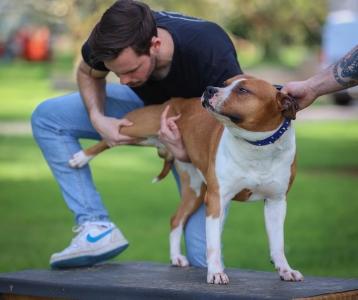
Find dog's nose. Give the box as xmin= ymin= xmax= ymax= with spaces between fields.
xmin=205 ymin=86 xmax=218 ymax=97
xmin=202 ymin=86 xmax=218 ymax=108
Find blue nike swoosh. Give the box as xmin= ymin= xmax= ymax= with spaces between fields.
xmin=86 ymin=228 xmax=114 ymax=243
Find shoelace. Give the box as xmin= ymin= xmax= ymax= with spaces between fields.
xmin=72 ymin=224 xmax=85 ymax=234
xmin=70 ymin=222 xmax=112 ymax=246
xmin=68 ymin=225 xmax=87 ymax=248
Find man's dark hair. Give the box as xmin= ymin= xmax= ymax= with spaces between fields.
xmin=89 ymin=0 xmax=157 ymax=64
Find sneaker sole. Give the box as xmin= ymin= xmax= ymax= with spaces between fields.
xmin=50 ymin=243 xmax=129 ymax=269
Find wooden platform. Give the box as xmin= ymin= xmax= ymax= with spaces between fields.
xmin=0 ymin=262 xmax=357 ymax=300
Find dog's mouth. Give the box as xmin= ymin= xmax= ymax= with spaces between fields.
xmin=201 ymin=95 xmax=215 ymax=111
xmin=201 ymin=94 xmax=241 ymax=124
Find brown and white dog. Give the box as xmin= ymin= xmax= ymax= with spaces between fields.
xmin=69 ymin=74 xmax=303 ymax=284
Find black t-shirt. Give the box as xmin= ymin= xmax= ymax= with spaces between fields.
xmin=81 ymin=11 xmax=242 ymax=105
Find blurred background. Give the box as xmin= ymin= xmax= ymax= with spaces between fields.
xmin=0 ymin=0 xmax=357 ymax=277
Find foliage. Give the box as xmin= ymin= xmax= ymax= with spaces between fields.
xmin=146 ymin=0 xmax=327 ymax=62
xmin=4 ymin=0 xmax=328 ymax=66
xmin=226 ymin=0 xmax=327 ymax=60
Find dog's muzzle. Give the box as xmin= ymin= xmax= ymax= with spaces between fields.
xmin=201 ymin=86 xmax=219 ymax=109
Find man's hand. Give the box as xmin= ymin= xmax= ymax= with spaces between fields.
xmin=281 ymin=80 xmax=318 ymax=110
xmin=158 ymin=105 xmax=190 ymax=162
xmin=91 ymin=114 xmax=136 ymax=147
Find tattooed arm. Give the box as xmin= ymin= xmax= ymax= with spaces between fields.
xmin=282 ymin=45 xmax=358 ymax=110
xmin=333 ymin=45 xmax=358 ymax=88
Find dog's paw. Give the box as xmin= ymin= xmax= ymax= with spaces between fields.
xmin=171 ymin=254 xmax=189 ymax=267
xmin=207 ymin=272 xmax=230 ymax=285
xmin=69 ymin=151 xmax=92 ymax=168
xmin=279 ymin=268 xmax=304 ymax=282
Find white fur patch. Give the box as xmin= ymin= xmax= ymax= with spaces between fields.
xmin=206 ymin=216 xmax=224 ymax=274
xmin=68 ymin=150 xmax=94 ymax=168
xmin=215 ymin=126 xmax=295 ymax=202
xmin=169 ymin=222 xmax=189 ymax=267
xmin=175 ymin=161 xmax=204 ymax=197
xmin=138 ymin=136 xmax=162 ymax=147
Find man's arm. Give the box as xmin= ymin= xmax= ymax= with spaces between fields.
xmin=77 ymin=60 xmax=135 ymax=147
xmin=77 ymin=60 xmax=107 ymax=119
xmin=333 ymin=45 xmax=358 ymax=89
xmin=282 ymin=45 xmax=358 ymax=110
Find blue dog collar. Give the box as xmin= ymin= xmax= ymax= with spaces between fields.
xmin=245 ymin=118 xmax=291 ymax=146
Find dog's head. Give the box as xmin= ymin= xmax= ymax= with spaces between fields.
xmin=201 ymin=74 xmax=298 ymax=132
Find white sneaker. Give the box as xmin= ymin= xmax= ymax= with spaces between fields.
xmin=50 ymin=221 xmax=129 ymax=269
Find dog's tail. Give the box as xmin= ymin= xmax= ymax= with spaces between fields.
xmin=152 ymin=147 xmax=174 ymax=183
xmin=152 ymin=159 xmax=174 ymax=183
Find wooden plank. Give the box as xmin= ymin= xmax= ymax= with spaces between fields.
xmin=0 ymin=262 xmax=357 ymax=300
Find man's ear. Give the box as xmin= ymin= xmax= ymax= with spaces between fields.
xmin=150 ymin=36 xmax=161 ymax=54
xmin=277 ymin=92 xmax=299 ymax=120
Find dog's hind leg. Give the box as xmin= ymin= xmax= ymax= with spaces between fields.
xmin=69 ymin=140 xmax=109 ymax=168
xmin=170 ymin=161 xmax=205 ymax=267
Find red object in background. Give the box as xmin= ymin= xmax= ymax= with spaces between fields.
xmin=0 ymin=42 xmax=5 ymax=56
xmin=24 ymin=27 xmax=51 ymax=61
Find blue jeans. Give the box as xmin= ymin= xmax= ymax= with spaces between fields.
xmin=31 ymin=83 xmax=209 ymax=267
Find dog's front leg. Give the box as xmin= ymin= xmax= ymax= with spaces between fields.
xmin=205 ymin=188 xmax=230 ymax=284
xmin=264 ymin=198 xmax=303 ymax=281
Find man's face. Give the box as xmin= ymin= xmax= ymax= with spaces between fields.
xmin=104 ymin=47 xmax=156 ymax=87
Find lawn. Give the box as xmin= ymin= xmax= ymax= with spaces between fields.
xmin=0 ymin=61 xmax=357 ymax=278
xmin=0 ymin=60 xmax=71 ymax=121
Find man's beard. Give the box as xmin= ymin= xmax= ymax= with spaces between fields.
xmin=150 ymin=56 xmax=171 ymax=81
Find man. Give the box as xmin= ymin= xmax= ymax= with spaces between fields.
xmin=31 ymin=0 xmax=242 ymax=269
xmin=282 ymin=45 xmax=358 ymax=109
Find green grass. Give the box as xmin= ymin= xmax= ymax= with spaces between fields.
xmin=0 ymin=121 xmax=357 ymax=277
xmin=0 ymin=60 xmax=71 ymax=121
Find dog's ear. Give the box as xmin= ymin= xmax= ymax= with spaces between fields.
xmin=277 ymin=92 xmax=299 ymax=120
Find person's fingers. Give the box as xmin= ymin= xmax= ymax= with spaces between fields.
xmin=168 ymin=114 xmax=181 ymax=122
xmin=161 ymin=105 xmax=171 ymax=124
xmin=158 ymin=106 xmax=183 ymax=143
xmin=168 ymin=122 xmax=179 ymax=134
xmin=281 ymin=87 xmax=288 ymax=94
xmin=118 ymin=118 xmax=133 ymax=128
xmin=118 ymin=134 xmax=136 ymax=142
xmin=158 ymin=125 xmax=176 ymax=141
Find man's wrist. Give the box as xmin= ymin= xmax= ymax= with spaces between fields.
xmin=90 ymin=110 xmax=103 ymax=122
xmin=305 ymin=77 xmax=320 ymax=100
xmin=89 ymin=111 xmax=105 ymax=130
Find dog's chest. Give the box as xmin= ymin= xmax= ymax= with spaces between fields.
xmin=215 ymin=128 xmax=295 ymax=201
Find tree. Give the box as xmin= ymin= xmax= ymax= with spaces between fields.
xmin=225 ymin=0 xmax=327 ymax=60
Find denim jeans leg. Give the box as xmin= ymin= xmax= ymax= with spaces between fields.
xmin=31 ymin=83 xmax=144 ymax=225
xmin=184 ymin=201 xmax=231 ymax=268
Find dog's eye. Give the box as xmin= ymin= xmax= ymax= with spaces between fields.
xmin=238 ymin=87 xmax=249 ymax=93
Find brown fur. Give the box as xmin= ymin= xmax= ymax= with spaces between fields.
xmin=233 ymin=188 xmax=253 ymax=202
xmin=170 ymin=171 xmax=205 ymax=230
xmin=287 ymin=155 xmax=297 ymax=195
